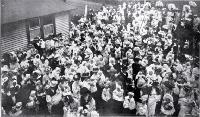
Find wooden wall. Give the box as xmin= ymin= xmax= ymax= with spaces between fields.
xmin=1 ymin=21 xmax=28 ymax=54
xmin=1 ymin=11 xmax=71 ymax=55
xmin=55 ymin=11 xmax=70 ymax=38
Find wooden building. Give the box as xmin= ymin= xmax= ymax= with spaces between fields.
xmin=1 ymin=0 xmax=76 ymax=54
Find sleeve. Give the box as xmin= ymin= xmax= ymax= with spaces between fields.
xmin=129 ymin=98 xmax=136 ymax=110
xmin=101 ymin=89 xmax=106 ymax=101
xmin=46 ymin=95 xmax=52 ymax=103
xmin=87 ymin=98 xmax=96 ymax=111
xmin=123 ymin=97 xmax=129 ymax=109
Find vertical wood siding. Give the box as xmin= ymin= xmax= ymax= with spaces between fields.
xmin=55 ymin=12 xmax=70 ymax=38
xmin=1 ymin=21 xmax=28 ymax=54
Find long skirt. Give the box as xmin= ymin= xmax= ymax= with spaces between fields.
xmin=111 ymin=99 xmax=123 ymax=115
xmin=123 ymin=108 xmax=136 ymax=116
xmin=100 ymin=99 xmax=112 ymax=116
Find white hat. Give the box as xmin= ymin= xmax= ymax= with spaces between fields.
xmin=30 ymin=90 xmax=36 ymax=96
xmin=155 ymin=1 xmax=163 ymax=7
xmin=80 ymin=81 xmax=90 ymax=90
xmin=162 ymin=25 xmax=168 ymax=30
xmin=163 ymin=93 xmax=173 ymax=102
xmin=140 ymin=95 xmax=148 ymax=101
xmin=156 ymin=42 xmax=162 ymax=46
xmin=1 ymin=65 xmax=9 ymax=72
xmin=168 ymin=4 xmax=176 ymax=10
xmin=124 ymin=40 xmax=130 ymax=45
xmin=2 ymin=77 xmax=8 ymax=84
xmin=189 ymin=1 xmax=197 ymax=7
xmin=128 ymin=92 xmax=134 ymax=96
xmin=183 ymin=5 xmax=191 ymax=12
xmin=51 ymin=80 xmax=58 ymax=87
xmin=12 ymin=76 xmax=17 ymax=80
xmin=133 ymin=47 xmax=140 ymax=51
xmin=16 ymin=102 xmax=22 ymax=107
xmin=62 ymin=91 xmax=72 ymax=96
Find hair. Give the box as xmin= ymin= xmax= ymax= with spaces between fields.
xmin=80 ymin=87 xmax=91 ymax=96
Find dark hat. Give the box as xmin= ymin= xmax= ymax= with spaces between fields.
xmin=134 ymin=57 xmax=140 ymax=62
xmin=81 ymin=72 xmax=90 ymax=78
xmin=107 ymin=66 xmax=117 ymax=73
xmin=152 ymin=81 xmax=159 ymax=87
xmin=163 ymin=81 xmax=175 ymax=89
xmin=93 ymin=67 xmax=99 ymax=73
xmin=183 ymin=84 xmax=192 ymax=92
xmin=73 ymin=74 xmax=80 ymax=81
xmin=80 ymin=87 xmax=90 ymax=95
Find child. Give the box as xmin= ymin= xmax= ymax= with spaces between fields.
xmin=123 ymin=92 xmax=136 ymax=115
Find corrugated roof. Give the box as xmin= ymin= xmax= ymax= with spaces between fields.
xmin=1 ymin=0 xmax=76 ymax=24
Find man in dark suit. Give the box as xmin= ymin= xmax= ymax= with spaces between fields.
xmin=132 ymin=57 xmax=142 ymax=103
xmin=132 ymin=57 xmax=141 ymax=84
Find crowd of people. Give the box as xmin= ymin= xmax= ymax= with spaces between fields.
xmin=1 ymin=1 xmax=200 ymax=117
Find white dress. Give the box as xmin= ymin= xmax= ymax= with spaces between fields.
xmin=136 ymin=102 xmax=147 ymax=116
xmin=123 ymin=96 xmax=136 ymax=110
xmin=148 ymin=95 xmax=161 ymax=116
xmin=63 ymin=107 xmax=75 ymax=117
xmin=102 ymin=88 xmax=111 ymax=102
xmin=178 ymin=98 xmax=193 ymax=117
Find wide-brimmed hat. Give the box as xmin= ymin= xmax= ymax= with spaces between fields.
xmin=62 ymin=91 xmax=72 ymax=96
xmin=189 ymin=1 xmax=197 ymax=7
xmin=183 ymin=84 xmax=192 ymax=92
xmin=2 ymin=77 xmax=8 ymax=84
xmin=107 ymin=66 xmax=117 ymax=73
xmin=1 ymin=65 xmax=9 ymax=72
xmin=128 ymin=92 xmax=134 ymax=96
xmin=16 ymin=102 xmax=22 ymax=108
xmin=133 ymin=47 xmax=140 ymax=51
xmin=30 ymin=90 xmax=36 ymax=96
xmin=81 ymin=72 xmax=90 ymax=78
xmin=163 ymin=93 xmax=173 ymax=102
xmin=80 ymin=87 xmax=91 ymax=95
xmin=140 ymin=95 xmax=148 ymax=101
xmin=92 ymin=66 xmax=99 ymax=73
xmin=50 ymin=80 xmax=58 ymax=87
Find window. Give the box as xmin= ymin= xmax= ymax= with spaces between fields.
xmin=43 ymin=15 xmax=54 ymax=38
xmin=29 ymin=18 xmax=40 ymax=28
xmin=29 ymin=17 xmax=41 ymax=41
xmin=27 ymin=15 xmax=56 ymax=43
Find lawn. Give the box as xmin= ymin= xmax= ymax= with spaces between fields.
xmin=69 ymin=0 xmax=103 ymax=16
xmin=69 ymin=0 xmax=200 ymax=16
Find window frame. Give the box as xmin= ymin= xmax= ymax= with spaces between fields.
xmin=26 ymin=15 xmax=56 ymax=44
xmin=28 ymin=17 xmax=41 ymax=42
xmin=43 ymin=15 xmax=55 ymax=38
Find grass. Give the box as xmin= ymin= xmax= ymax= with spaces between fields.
xmin=69 ymin=0 xmax=103 ymax=16
xmin=69 ymin=0 xmax=200 ymax=16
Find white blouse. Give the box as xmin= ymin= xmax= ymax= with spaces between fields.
xmin=102 ymin=88 xmax=111 ymax=102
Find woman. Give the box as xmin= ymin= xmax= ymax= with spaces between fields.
xmin=72 ymin=74 xmax=81 ymax=100
xmin=25 ymin=90 xmax=39 ymax=115
xmin=63 ymin=95 xmax=79 ymax=117
xmin=136 ymin=95 xmax=148 ymax=116
xmin=123 ymin=92 xmax=136 ymax=115
xmin=50 ymin=87 xmax=64 ymax=116
xmin=112 ymin=79 xmax=124 ymax=115
xmin=9 ymin=102 xmax=23 ymax=116
xmin=178 ymin=85 xmax=194 ymax=117
xmin=101 ymin=81 xmax=112 ymax=114
xmin=79 ymin=87 xmax=97 ymax=117
xmin=147 ymin=82 xmax=161 ymax=116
